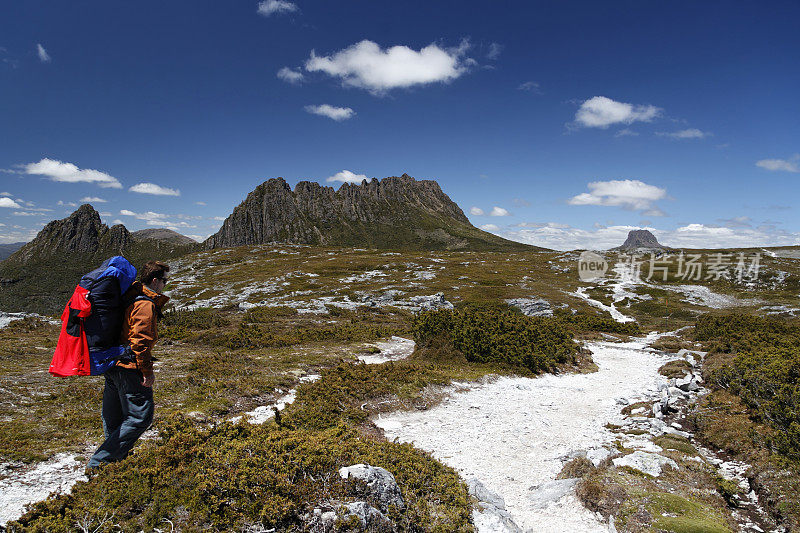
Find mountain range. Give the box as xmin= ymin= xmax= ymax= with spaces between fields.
xmin=0 ymin=175 xmax=538 ymax=314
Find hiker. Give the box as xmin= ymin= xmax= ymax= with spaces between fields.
xmin=87 ymin=260 xmax=170 ymax=469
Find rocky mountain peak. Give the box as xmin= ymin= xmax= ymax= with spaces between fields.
xmin=9 ymin=204 xmax=128 ymax=263
xmin=615 ymin=229 xmax=669 ymax=252
xmin=204 ymin=174 xmax=496 ymax=250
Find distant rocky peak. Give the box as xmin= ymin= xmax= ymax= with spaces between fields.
xmin=8 ymin=204 xmax=130 ymax=262
xmin=615 ymin=229 xmax=669 ymax=251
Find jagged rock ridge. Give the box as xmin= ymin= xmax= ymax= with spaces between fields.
xmin=8 ymin=204 xmax=132 ymax=264
xmin=206 ymin=174 xmax=533 ymax=252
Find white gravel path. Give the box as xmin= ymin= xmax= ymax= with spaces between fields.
xmin=374 ymin=333 xmax=671 ymax=532
xmin=0 ymin=453 xmax=87 ymax=526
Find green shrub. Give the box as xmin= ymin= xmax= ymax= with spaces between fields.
xmin=695 ymin=313 xmax=800 ymax=460
xmin=160 ymin=307 xmax=230 ymax=340
xmin=10 ymin=419 xmax=472 ymax=532
xmin=412 ymin=306 xmax=579 ymax=374
xmin=553 ymin=309 xmax=641 ymax=336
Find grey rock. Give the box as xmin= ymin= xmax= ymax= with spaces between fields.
xmin=612 ymin=451 xmax=678 ymax=477
xmin=675 ymin=375 xmax=693 ymax=392
xmin=474 ymin=504 xmax=523 ymax=532
xmin=467 ymin=477 xmax=506 ymax=510
xmin=339 ymin=464 xmax=405 ymax=512
xmin=612 ymin=229 xmax=672 ymax=253
xmin=406 ymin=292 xmax=454 ymax=311
xmin=587 ymin=448 xmax=612 ymax=467
xmin=303 ymin=501 xmax=395 ymax=532
xmin=505 ymin=297 xmax=553 ymax=317
xmin=527 ymin=478 xmax=579 ymax=509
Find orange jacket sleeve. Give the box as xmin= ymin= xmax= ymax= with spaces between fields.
xmin=128 ymin=299 xmax=157 ymax=377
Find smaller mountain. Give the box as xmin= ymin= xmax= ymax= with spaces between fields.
xmin=0 ymin=205 xmax=196 ymax=315
xmin=614 ymin=229 xmax=671 ymax=252
xmin=132 ymin=228 xmax=197 ymax=246
xmin=0 ymin=242 xmax=26 ymax=262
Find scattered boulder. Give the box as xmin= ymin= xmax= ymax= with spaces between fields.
xmin=338 ymin=464 xmax=405 ymax=513
xmin=527 ymin=478 xmax=580 ymax=509
xmin=505 ymin=297 xmax=553 ymax=317
xmin=467 ymin=478 xmax=506 ymax=510
xmin=303 ymin=500 xmax=395 ymax=532
xmin=468 ymin=478 xmax=523 ymax=532
xmin=587 ymin=448 xmax=613 ymax=467
xmin=612 ymin=451 xmax=678 ymax=477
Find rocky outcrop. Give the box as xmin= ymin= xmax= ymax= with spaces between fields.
xmin=205 ymin=174 xmax=535 ymax=251
xmin=613 ymin=229 xmax=671 ymax=253
xmin=338 ymin=464 xmax=405 ymax=513
xmin=9 ymin=205 xmax=131 ymax=263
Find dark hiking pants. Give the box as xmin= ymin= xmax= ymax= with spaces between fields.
xmin=88 ymin=366 xmax=154 ymax=467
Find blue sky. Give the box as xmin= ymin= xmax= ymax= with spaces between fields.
xmin=1 ymin=0 xmax=798 ymax=249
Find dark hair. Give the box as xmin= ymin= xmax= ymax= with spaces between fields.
xmin=140 ymin=261 xmax=170 ymax=285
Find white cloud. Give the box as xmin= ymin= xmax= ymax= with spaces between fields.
xmin=210 ymin=216 xmax=226 ymax=221
xmin=657 ymin=128 xmax=710 ymax=139
xmin=12 ymin=211 xmax=38 ymax=216
xmin=0 ymin=198 xmax=23 ymax=208
xmin=195 ymin=201 xmax=206 ymax=206
xmin=80 ymin=196 xmax=107 ymax=203
xmin=574 ymin=96 xmax=661 ymax=129
xmin=756 ymin=155 xmax=800 ymax=173
xmin=36 ymin=43 xmax=51 ymax=63
xmin=119 ymin=209 xmax=196 ymax=228
xmin=113 ymin=219 xmax=123 ymax=224
xmin=305 ymin=39 xmax=473 ymax=94
xmin=517 ymin=81 xmax=541 ymax=93
xmin=129 ymin=182 xmax=181 ymax=196
xmin=490 ymin=206 xmax=510 ymax=217
xmin=257 ymin=0 xmax=298 ymax=17
xmin=326 ymin=170 xmax=368 ymax=184
xmin=277 ymin=66 xmax=304 ymax=84
xmin=497 ymin=222 xmax=800 ymax=251
xmin=614 ymin=128 xmax=639 ymax=137
xmin=24 ymin=158 xmax=123 ymax=188
xmin=486 ymin=42 xmax=503 ymax=60
xmin=480 ymin=223 xmax=500 ymax=231
xmin=568 ymin=179 xmax=667 ymax=213
xmin=57 ymin=200 xmax=78 ymax=208
xmin=469 ymin=206 xmax=484 ymax=216
xmin=304 ymin=104 xmax=355 ymax=121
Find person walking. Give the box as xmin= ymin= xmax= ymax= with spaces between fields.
xmin=87 ymin=260 xmax=170 ymax=469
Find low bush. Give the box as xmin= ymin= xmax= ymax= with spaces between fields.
xmin=412 ymin=305 xmax=579 ymax=373
xmin=160 ymin=307 xmax=230 ymax=340
xmin=10 ymin=419 xmax=472 ymax=532
xmin=694 ymin=313 xmax=800 ymax=460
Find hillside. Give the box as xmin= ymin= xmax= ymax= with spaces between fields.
xmin=205 ymin=174 xmax=537 ymax=252
xmin=0 ymin=205 xmax=196 ymax=314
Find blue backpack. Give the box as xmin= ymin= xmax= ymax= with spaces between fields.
xmin=51 ymin=256 xmax=138 ymax=376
